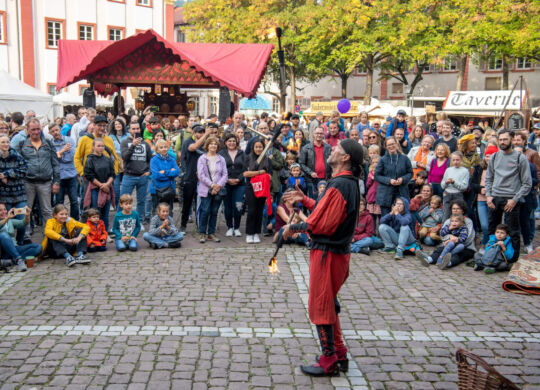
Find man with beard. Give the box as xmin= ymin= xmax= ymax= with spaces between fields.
xmin=282 ymin=138 xmax=363 ymax=377
xmin=485 ymin=129 xmax=531 ymax=263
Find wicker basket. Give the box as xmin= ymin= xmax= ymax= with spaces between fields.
xmin=456 ymin=349 xmax=520 ymax=390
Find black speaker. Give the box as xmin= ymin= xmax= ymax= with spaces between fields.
xmin=218 ymin=87 xmax=231 ymax=123
xmin=83 ymin=88 xmax=96 ymax=108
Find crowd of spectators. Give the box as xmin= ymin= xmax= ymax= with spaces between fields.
xmin=0 ymin=106 xmax=537 ymax=275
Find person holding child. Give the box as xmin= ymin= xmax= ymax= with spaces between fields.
xmin=85 ymin=208 xmax=107 ymax=252
xmin=112 ymin=194 xmax=141 ymax=252
xmin=474 ymin=223 xmax=514 ymax=274
xmin=83 ymin=138 xmax=115 ymax=232
xmin=417 ymin=215 xmax=468 ymax=269
xmin=42 ymin=204 xmax=90 ymax=267
xmin=351 ymin=198 xmax=375 ymax=255
xmin=143 ymin=203 xmax=184 ymax=249
xmin=0 ymin=204 xmax=40 ymax=272
xmin=417 ymin=195 xmax=443 ymax=245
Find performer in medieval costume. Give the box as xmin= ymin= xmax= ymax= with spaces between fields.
xmin=282 ymin=138 xmax=363 ymax=376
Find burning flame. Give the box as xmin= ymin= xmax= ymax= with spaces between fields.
xmin=269 ymin=257 xmax=280 ymax=274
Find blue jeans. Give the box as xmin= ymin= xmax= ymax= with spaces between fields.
xmin=477 ymin=201 xmax=490 ymax=245
xmin=120 ymin=175 xmax=149 ymax=222
xmin=142 ymin=232 xmax=184 ymax=248
xmin=90 ymin=189 xmax=111 ymax=232
xmin=431 ymin=183 xmax=443 ymax=198
xmin=113 ymin=173 xmax=123 ymax=209
xmin=437 ymin=241 xmax=465 ymax=264
xmin=223 ymin=184 xmax=245 ymax=229
xmin=351 ymin=237 xmax=374 ymax=252
xmin=379 ymin=224 xmax=415 ymax=251
xmin=198 ymin=194 xmax=221 ymax=235
xmin=277 ymin=227 xmax=309 ymax=246
xmin=116 ymin=238 xmax=138 ymax=252
xmin=55 ymin=176 xmax=80 ymax=220
xmin=4 ymin=201 xmax=26 ymax=245
xmin=0 ymin=232 xmax=41 ymax=260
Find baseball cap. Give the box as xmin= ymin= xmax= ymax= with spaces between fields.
xmin=192 ymin=123 xmax=205 ymax=133
xmin=94 ymin=115 xmax=107 ymax=124
xmin=291 ymin=114 xmax=300 ymax=120
xmin=397 ymin=109 xmax=407 ymax=116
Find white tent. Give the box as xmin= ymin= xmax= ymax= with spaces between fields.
xmin=52 ymin=92 xmax=113 ymax=118
xmin=0 ymin=70 xmax=54 ymax=120
xmin=357 ymin=98 xmax=426 ymax=118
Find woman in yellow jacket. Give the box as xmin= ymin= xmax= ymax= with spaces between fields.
xmin=42 ymin=204 xmax=91 ymax=267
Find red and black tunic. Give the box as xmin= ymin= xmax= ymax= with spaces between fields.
xmin=291 ymin=170 xmax=360 ymax=324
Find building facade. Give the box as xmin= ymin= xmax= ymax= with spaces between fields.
xmin=0 ymin=0 xmax=175 ymax=98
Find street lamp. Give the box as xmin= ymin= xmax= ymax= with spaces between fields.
xmin=275 ymin=27 xmax=287 ymax=107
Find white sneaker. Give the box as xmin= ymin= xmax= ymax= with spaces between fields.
xmin=226 ymin=228 xmax=234 ymax=237
xmin=526 ymin=244 xmax=534 ymax=254
xmin=246 ymin=235 xmax=254 ymax=244
xmin=234 ymin=229 xmax=242 ymax=237
xmin=140 ymin=224 xmax=145 ymax=232
xmin=253 ymin=234 xmax=261 ymax=243
xmin=479 ymin=247 xmax=485 ymax=255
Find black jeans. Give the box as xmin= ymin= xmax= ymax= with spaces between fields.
xmin=430 ymin=247 xmax=475 ymax=268
xmin=488 ymin=196 xmax=520 ymax=262
xmin=47 ymin=238 xmax=87 ymax=258
xmin=245 ymin=184 xmax=266 ymax=235
xmin=181 ymin=180 xmax=197 ymax=228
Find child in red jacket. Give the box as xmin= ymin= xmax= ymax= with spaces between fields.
xmin=85 ymin=208 xmax=107 ymax=252
xmin=351 ymin=198 xmax=375 ymax=255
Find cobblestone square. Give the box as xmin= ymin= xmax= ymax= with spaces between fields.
xmin=0 ymin=231 xmax=539 ymax=389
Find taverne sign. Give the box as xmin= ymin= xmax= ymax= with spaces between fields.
xmin=443 ymin=90 xmax=527 ymax=112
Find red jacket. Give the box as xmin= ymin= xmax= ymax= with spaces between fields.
xmin=353 ymin=210 xmax=374 ymax=241
xmin=86 ymin=220 xmax=107 ymax=247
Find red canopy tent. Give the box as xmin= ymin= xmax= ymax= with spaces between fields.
xmin=57 ymin=29 xmax=273 ymax=99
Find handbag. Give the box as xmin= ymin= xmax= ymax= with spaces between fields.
xmin=156 ymin=181 xmax=175 ymax=202
xmin=205 ymin=158 xmax=227 ymax=199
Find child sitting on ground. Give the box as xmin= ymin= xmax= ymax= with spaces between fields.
xmin=417 ymin=195 xmax=443 ymax=245
xmin=317 ymin=180 xmax=327 ymax=199
xmin=474 ymin=224 xmax=514 ymax=274
xmin=42 ymin=204 xmax=90 ymax=267
xmin=409 ymin=170 xmax=428 ymax=199
xmin=286 ymin=163 xmax=306 ymax=193
xmin=112 ymin=194 xmax=141 ymax=252
xmin=142 ymin=203 xmax=184 ymax=249
xmin=417 ymin=215 xmax=468 ymax=270
xmin=85 ymin=208 xmax=107 ymax=252
xmin=351 ymin=198 xmax=375 ymax=255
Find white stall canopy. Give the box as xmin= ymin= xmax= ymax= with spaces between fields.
xmin=443 ymin=90 xmax=527 ymax=116
xmin=0 ymin=70 xmax=54 ymax=120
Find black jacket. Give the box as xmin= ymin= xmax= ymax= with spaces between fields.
xmin=121 ymin=137 xmax=152 ymax=176
xmin=84 ymin=154 xmax=115 ymax=183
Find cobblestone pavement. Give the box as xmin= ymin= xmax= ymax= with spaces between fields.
xmin=0 ymin=223 xmax=539 ymax=389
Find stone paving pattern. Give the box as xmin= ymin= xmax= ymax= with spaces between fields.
xmin=0 ymin=224 xmax=539 ymax=389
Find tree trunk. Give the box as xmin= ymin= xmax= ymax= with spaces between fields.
xmin=288 ymin=67 xmax=297 ymax=113
xmin=456 ymin=55 xmax=468 ymax=91
xmin=363 ymin=54 xmax=374 ymax=105
xmin=279 ymin=94 xmax=286 ymax=113
xmin=340 ymin=73 xmax=348 ymax=98
xmin=502 ymin=55 xmax=509 ymax=90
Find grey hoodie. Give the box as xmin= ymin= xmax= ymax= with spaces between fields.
xmin=485 ymin=150 xmax=532 ymax=202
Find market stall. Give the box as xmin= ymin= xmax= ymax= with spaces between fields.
xmin=56 ymin=29 xmax=273 ymax=119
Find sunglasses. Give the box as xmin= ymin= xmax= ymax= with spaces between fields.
xmin=369 ymin=136 xmax=377 ymax=139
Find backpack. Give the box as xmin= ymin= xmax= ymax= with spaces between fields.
xmin=476 ymin=244 xmax=507 ymax=269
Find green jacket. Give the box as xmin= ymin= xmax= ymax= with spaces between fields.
xmin=270 ymin=148 xmax=284 ymax=194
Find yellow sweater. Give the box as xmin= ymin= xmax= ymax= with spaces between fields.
xmin=41 ymin=217 xmax=91 ymax=254
xmin=74 ymin=134 xmax=119 ymax=176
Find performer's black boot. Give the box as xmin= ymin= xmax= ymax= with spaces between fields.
xmin=301 ymin=325 xmax=339 ymax=377
xmin=316 ymin=347 xmax=349 ymax=372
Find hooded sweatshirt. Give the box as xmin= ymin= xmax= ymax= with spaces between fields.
xmin=353 ymin=209 xmax=375 ymax=241
xmin=379 ymin=196 xmax=414 ymax=233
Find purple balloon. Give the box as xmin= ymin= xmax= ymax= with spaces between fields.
xmin=337 ymin=98 xmax=351 ymax=114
